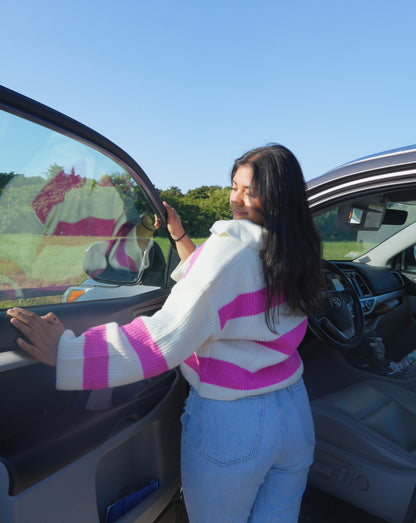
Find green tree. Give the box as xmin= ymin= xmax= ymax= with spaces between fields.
xmin=186 ymin=185 xmax=222 ymax=200
xmin=158 ymin=186 xmax=184 ymax=203
xmin=157 ymin=184 xmax=232 ymax=237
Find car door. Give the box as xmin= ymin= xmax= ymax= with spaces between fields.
xmin=0 ymin=86 xmax=187 ymax=523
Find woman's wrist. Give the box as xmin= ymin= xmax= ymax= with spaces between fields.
xmin=172 ymin=231 xmax=187 ymax=242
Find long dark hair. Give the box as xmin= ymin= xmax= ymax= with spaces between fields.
xmin=231 ymin=144 xmax=324 ymax=331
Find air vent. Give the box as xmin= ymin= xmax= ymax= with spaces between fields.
xmin=391 ymin=271 xmax=405 ymax=288
xmin=347 ymin=272 xmax=371 ymax=297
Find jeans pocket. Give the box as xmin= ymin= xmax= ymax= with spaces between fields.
xmin=287 ymin=379 xmax=316 ymax=446
xmin=198 ymin=395 xmax=264 ymax=466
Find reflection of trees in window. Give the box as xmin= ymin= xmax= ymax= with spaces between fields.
xmin=0 ymin=172 xmax=16 ymax=194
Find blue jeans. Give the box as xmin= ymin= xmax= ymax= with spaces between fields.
xmin=180 ymin=379 xmax=315 ymax=522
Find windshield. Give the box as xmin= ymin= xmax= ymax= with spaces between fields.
xmin=313 ymin=198 xmax=416 ymax=261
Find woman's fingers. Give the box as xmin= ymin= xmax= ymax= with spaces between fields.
xmin=8 ymin=311 xmax=45 ymax=345
xmin=42 ymin=312 xmax=64 ymax=329
xmin=8 ymin=307 xmax=40 ymax=326
xmin=9 ymin=315 xmax=37 ymax=340
xmin=7 ymin=307 xmax=62 ymax=366
xmin=15 ymin=336 xmax=40 ymax=356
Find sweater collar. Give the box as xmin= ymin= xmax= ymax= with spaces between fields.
xmin=210 ymin=219 xmax=264 ymax=250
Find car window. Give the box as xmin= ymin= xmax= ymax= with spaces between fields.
xmin=314 ymin=200 xmax=416 ymax=261
xmin=0 ymin=110 xmax=167 ymax=307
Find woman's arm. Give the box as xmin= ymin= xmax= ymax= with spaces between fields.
xmin=8 ymin=233 xmax=234 ymax=390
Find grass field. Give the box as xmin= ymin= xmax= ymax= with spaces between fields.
xmin=155 ymin=236 xmax=206 ymax=260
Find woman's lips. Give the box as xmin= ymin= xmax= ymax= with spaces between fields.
xmin=232 ymin=209 xmax=247 ymax=218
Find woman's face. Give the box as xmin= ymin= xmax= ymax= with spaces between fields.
xmin=230 ymin=165 xmax=264 ymax=226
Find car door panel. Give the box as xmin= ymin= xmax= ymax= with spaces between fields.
xmin=0 ymin=368 xmax=186 ymax=523
xmin=1 ymin=370 xmax=178 ymax=494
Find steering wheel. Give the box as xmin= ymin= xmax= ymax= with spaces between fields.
xmin=308 ymin=260 xmax=364 ymax=350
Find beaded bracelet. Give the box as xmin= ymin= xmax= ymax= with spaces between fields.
xmin=173 ymin=231 xmax=187 ymax=242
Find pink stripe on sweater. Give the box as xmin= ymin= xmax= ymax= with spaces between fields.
xmin=83 ymin=325 xmax=109 ymax=389
xmin=121 ymin=318 xmax=169 ymax=378
xmin=218 ymin=288 xmax=283 ymax=329
xmin=183 ymin=243 xmax=206 ymax=278
xmin=183 ymin=351 xmax=302 ymax=390
xmin=255 ymin=318 xmax=308 ymax=356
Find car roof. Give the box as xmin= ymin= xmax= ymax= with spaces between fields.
xmin=308 ymin=145 xmax=416 ymax=191
xmin=307 ymin=144 xmax=416 ymax=210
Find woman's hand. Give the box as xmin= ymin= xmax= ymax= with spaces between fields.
xmin=161 ymin=201 xmax=196 ymax=262
xmin=7 ymin=308 xmax=65 ymax=366
xmin=162 ymin=201 xmax=186 ymax=240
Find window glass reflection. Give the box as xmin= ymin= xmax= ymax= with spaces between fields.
xmin=0 ymin=111 xmax=165 ymax=307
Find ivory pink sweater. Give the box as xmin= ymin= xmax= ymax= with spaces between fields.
xmin=56 ymin=219 xmax=307 ymax=400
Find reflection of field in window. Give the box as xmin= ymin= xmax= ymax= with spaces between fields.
xmin=0 ymin=234 xmax=207 ymax=308
xmin=322 ymin=241 xmax=377 ymax=260
xmin=0 ymin=233 xmax=113 ymax=307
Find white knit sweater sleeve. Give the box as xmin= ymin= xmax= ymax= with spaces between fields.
xmin=56 ymin=234 xmax=238 ymax=390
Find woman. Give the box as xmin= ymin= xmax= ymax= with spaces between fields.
xmin=8 ymin=144 xmax=324 ymax=522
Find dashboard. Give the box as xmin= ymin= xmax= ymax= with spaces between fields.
xmin=331 ymin=262 xmax=406 ymax=316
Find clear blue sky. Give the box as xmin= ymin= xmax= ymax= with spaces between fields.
xmin=2 ymin=0 xmax=415 ymax=191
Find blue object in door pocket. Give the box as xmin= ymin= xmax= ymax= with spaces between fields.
xmin=105 ymin=479 xmax=160 ymax=523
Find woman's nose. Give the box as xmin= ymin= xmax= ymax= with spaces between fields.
xmin=232 ymin=190 xmax=244 ymax=205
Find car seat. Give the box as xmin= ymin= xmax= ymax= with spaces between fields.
xmin=309 ymin=379 xmax=416 ymax=523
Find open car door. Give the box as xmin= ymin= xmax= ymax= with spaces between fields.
xmin=0 ymin=86 xmax=186 ymax=523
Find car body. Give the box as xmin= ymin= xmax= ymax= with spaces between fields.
xmin=1 ymin=86 xmax=416 ymax=522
